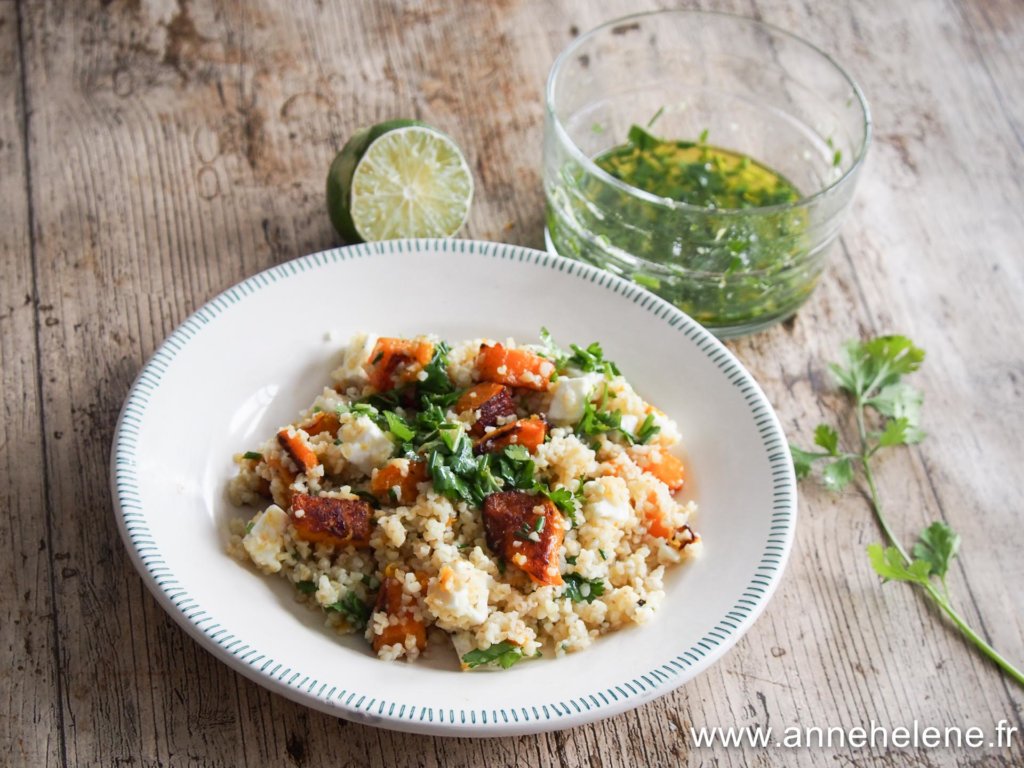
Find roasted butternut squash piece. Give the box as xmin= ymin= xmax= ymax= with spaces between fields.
xmin=476 ymin=343 xmax=554 ymax=391
xmin=371 ymin=574 xmax=427 ymax=652
xmin=638 ymin=451 xmax=686 ymax=492
xmin=482 ymin=491 xmax=564 ymax=586
xmin=300 ymin=410 xmax=341 ymax=437
xmin=476 ymin=417 xmax=547 ymax=455
xmin=370 ymin=459 xmax=428 ymax=505
xmin=289 ymin=493 xmax=372 ymax=548
xmin=455 ymin=382 xmax=516 ymax=436
xmin=365 ymin=337 xmax=435 ymax=391
xmin=277 ymin=428 xmax=318 ymax=473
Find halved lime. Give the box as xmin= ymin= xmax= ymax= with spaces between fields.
xmin=326 ymin=121 xmax=473 ymax=242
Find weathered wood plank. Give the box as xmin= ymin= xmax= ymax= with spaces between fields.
xmin=0 ymin=1 xmax=63 ymax=765
xmin=13 ymin=0 xmax=1024 ymax=765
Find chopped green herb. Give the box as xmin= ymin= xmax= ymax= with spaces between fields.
xmin=634 ymin=413 xmax=661 ymax=444
xmin=575 ymin=388 xmax=629 ymax=447
xmin=326 ymin=591 xmax=371 ymax=629
xmin=563 ymin=573 xmax=605 ymax=603
xmin=384 ymin=410 xmax=415 ymax=442
xmin=242 ymin=451 xmax=263 ymax=461
xmin=566 ymin=341 xmax=620 ymax=378
xmin=244 ymin=520 xmax=255 ymax=534
xmin=351 ymin=402 xmax=379 ymax=419
xmin=461 ymin=641 xmax=525 ymax=670
xmin=598 ymin=549 xmax=607 ymax=560
xmin=565 ymin=555 xmax=578 ymax=565
xmin=296 ymin=580 xmax=317 ymax=595
xmin=311 ymin=405 xmax=322 ymax=413
xmin=416 ymin=341 xmax=456 ymax=400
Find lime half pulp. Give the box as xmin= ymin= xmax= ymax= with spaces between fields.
xmin=326 ymin=122 xmax=473 ymax=242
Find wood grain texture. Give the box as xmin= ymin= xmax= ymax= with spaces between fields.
xmin=1 ymin=1 xmax=62 ymax=765
xmin=5 ymin=0 xmax=1023 ymax=765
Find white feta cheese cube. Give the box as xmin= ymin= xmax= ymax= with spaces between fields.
xmin=583 ymin=476 xmax=633 ymax=524
xmin=548 ymin=373 xmax=604 ymax=425
xmin=339 ymin=415 xmax=394 ymax=474
xmin=242 ymin=505 xmax=289 ymax=573
xmin=426 ymin=560 xmax=490 ymax=630
xmin=331 ymin=332 xmax=378 ymax=387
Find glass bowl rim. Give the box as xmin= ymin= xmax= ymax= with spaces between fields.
xmin=544 ymin=8 xmax=873 ymax=216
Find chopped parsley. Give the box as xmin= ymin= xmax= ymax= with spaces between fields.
xmin=567 ymin=341 xmax=620 ymax=378
xmin=575 ymin=387 xmax=658 ymax=447
xmin=538 ymin=328 xmax=621 ymax=379
xmin=296 ymin=580 xmax=317 ymax=595
xmin=326 ymin=592 xmax=371 ymax=629
xmin=563 ymin=573 xmax=606 ymax=603
xmin=242 ymin=451 xmax=263 ymax=461
xmin=425 ymin=428 xmax=540 ymax=507
xmin=384 ymin=410 xmax=415 ymax=442
xmin=634 ymin=413 xmax=661 ymax=444
xmin=461 ymin=641 xmax=526 ymax=670
xmin=416 ymin=341 xmax=457 ymax=400
xmin=244 ymin=520 xmax=255 ymax=534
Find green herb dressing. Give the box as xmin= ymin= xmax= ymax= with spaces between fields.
xmin=547 ymin=125 xmax=820 ymax=332
xmin=596 ymin=126 xmax=801 ymax=211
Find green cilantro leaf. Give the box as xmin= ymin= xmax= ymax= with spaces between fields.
xmin=296 ymin=580 xmax=317 ymax=595
xmin=462 ymin=641 xmax=525 ymax=670
xmin=326 ymin=592 xmax=371 ymax=629
xmin=383 ymin=410 xmax=415 ymax=442
xmin=877 ymin=417 xmax=918 ymax=447
xmin=789 ymin=444 xmax=821 ymax=480
xmin=830 ymin=336 xmax=925 ymax=400
xmin=868 ymin=382 xmax=925 ymax=444
xmin=563 ymin=573 xmax=606 ymax=603
xmin=417 ymin=341 xmax=456 ymax=399
xmin=822 ymin=457 xmax=854 ymax=491
xmin=503 ymin=444 xmax=530 ymax=462
xmin=912 ymin=522 xmax=961 ymax=580
xmin=867 ymin=544 xmax=933 ymax=586
xmin=814 ymin=424 xmax=840 ymax=455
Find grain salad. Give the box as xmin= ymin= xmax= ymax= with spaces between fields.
xmin=227 ymin=331 xmax=701 ymax=670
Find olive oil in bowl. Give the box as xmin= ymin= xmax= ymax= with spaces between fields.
xmin=546 ymin=126 xmax=822 ymax=335
xmin=596 ymin=126 xmax=801 ymax=211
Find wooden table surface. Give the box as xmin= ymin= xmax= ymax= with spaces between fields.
xmin=4 ymin=0 xmax=1023 ymax=765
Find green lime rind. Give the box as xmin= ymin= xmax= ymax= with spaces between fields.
xmin=326 ymin=118 xmax=426 ymax=243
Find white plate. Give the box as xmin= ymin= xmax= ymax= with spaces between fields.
xmin=110 ymin=239 xmax=796 ymax=736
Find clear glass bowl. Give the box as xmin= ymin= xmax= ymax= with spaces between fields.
xmin=543 ymin=10 xmax=871 ymax=338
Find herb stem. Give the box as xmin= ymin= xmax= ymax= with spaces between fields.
xmin=924 ymin=583 xmax=1024 ymax=687
xmin=856 ymin=398 xmax=1024 ymax=687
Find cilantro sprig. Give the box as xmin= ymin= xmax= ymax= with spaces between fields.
xmin=461 ymin=641 xmax=526 ymax=670
xmin=539 ymin=327 xmax=620 ymax=378
xmin=791 ymin=335 xmax=1023 ymax=687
